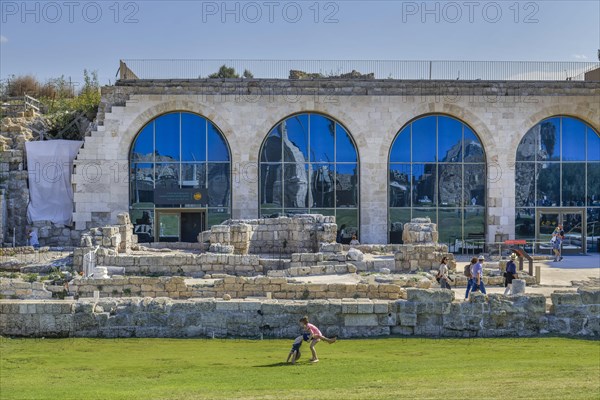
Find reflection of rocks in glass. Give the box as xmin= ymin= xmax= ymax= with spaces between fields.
xmin=464 ymin=140 xmax=483 ymax=162
xmin=389 ymin=170 xmax=409 ymax=207
xmin=281 ymin=120 xmax=308 ymax=207
xmin=156 ymin=164 xmax=178 ymax=188
xmin=311 ymin=165 xmax=334 ymax=207
xmin=208 ymin=164 xmax=229 ymax=207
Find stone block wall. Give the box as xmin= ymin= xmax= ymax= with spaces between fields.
xmin=71 ymin=276 xmax=191 ymax=299
xmin=209 ymin=215 xmax=337 ymax=255
xmin=78 ymin=253 xmax=263 ymax=277
xmin=395 ymin=244 xmax=454 ymax=272
xmin=31 ymin=220 xmax=78 ymax=247
xmin=0 ymin=279 xmax=53 ymax=299
xmin=2 ymin=287 xmax=598 ymax=338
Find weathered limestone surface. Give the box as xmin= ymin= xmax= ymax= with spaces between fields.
xmin=207 ymin=215 xmax=337 ymax=255
xmin=71 ymin=80 xmax=600 ymax=243
xmin=1 ymin=287 xmax=597 ymax=338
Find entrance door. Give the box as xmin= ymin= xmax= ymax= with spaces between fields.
xmin=157 ymin=212 xmax=180 ymax=242
xmin=181 ymin=212 xmax=205 ymax=243
xmin=536 ymin=209 xmax=586 ymax=254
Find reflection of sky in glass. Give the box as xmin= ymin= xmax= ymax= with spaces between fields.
xmin=336 ymin=124 xmax=357 ymax=163
xmin=132 ymin=124 xmax=154 ymax=161
xmin=181 ymin=113 xmax=206 ymax=162
xmin=310 ymin=114 xmax=334 ymax=162
xmin=283 ymin=114 xmax=308 ymax=161
xmin=412 ymin=117 xmax=436 ymax=162
xmin=208 ymin=123 xmax=229 ymax=161
xmin=562 ymin=117 xmax=586 ymax=161
xmin=155 ymin=113 xmax=180 ymax=161
xmin=438 ymin=116 xmax=462 ymax=162
xmin=389 ymin=126 xmax=410 ymax=162
xmin=588 ymin=128 xmax=600 ymax=161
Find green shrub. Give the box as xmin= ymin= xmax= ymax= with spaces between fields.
xmin=24 ymin=273 xmax=38 ymax=283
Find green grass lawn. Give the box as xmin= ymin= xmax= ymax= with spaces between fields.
xmin=1 ymin=337 xmax=599 ymax=400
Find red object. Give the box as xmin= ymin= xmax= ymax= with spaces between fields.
xmin=504 ymin=240 xmax=526 ymax=245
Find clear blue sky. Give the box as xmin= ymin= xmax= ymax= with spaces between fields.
xmin=1 ymin=0 xmax=598 ymax=87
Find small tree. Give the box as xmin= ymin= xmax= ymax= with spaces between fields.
xmin=243 ymin=69 xmax=254 ymax=79
xmin=208 ymin=65 xmax=239 ymax=79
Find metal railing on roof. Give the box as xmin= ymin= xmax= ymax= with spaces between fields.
xmin=118 ymin=59 xmax=600 ymax=81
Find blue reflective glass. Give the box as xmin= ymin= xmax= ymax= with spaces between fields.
xmin=284 ymin=163 xmax=309 ymax=208
xmin=536 ymin=163 xmax=560 ymax=206
xmin=562 ymin=163 xmax=586 ymax=206
xmin=336 ymin=124 xmax=357 ymax=163
xmin=310 ymin=163 xmax=335 ymax=207
xmin=260 ymin=163 xmax=283 ymax=207
xmin=390 ymin=126 xmax=411 ymax=162
xmin=309 ymin=114 xmax=335 ymax=162
xmin=588 ymin=163 xmax=600 ymax=206
xmin=155 ymin=163 xmax=180 ymax=189
xmin=411 ymin=117 xmax=436 ymax=162
xmin=132 ymin=123 xmax=154 ymax=162
xmin=464 ymin=164 xmax=485 ymax=206
xmin=412 ymin=163 xmax=436 ymax=206
xmin=515 ymin=162 xmax=535 ymax=207
xmin=438 ymin=164 xmax=462 ymax=206
xmin=515 ymin=208 xmax=535 ymax=239
xmin=464 ymin=126 xmax=484 ymax=162
xmin=207 ymin=123 xmax=229 ymax=161
xmin=516 ymin=129 xmax=536 ymax=161
xmin=130 ymin=163 xmax=154 ymax=204
xmin=283 ymin=114 xmax=309 ymax=162
xmin=181 ymin=163 xmax=206 ymax=188
xmin=261 ymin=129 xmax=282 ymax=162
xmin=335 ymin=163 xmax=358 ymax=207
xmin=588 ymin=128 xmax=600 ymax=161
xmin=561 ymin=117 xmax=586 ymax=161
xmin=389 ymin=164 xmax=411 ymax=207
xmin=208 ymin=163 xmax=230 ymax=207
xmin=537 ymin=117 xmax=560 ymax=161
xmin=438 ymin=116 xmax=463 ymax=162
xmin=155 ymin=113 xmax=180 ymax=162
xmin=181 ymin=113 xmax=206 ymax=162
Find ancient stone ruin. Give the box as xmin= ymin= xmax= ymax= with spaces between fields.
xmin=1 ymin=214 xmax=598 ymax=339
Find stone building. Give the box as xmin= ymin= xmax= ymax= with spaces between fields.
xmin=60 ymin=63 xmax=599 ymax=251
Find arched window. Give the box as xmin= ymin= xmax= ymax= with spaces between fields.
xmin=259 ymin=113 xmax=359 ymax=243
xmin=389 ymin=115 xmax=486 ymax=248
xmin=515 ymin=116 xmax=599 ymax=252
xmin=129 ymin=112 xmax=231 ymax=242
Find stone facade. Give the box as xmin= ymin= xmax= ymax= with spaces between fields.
xmin=1 ymin=287 xmax=598 ymax=338
xmin=70 ymin=80 xmax=600 ymax=244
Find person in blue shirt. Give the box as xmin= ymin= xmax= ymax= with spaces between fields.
xmin=471 ymin=255 xmax=487 ymax=294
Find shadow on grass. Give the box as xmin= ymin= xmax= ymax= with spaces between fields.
xmin=254 ymin=362 xmax=310 ymax=367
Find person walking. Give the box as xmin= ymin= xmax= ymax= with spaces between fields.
xmin=464 ymin=257 xmax=478 ymax=300
xmin=552 ymin=224 xmax=564 ymax=262
xmin=437 ymin=257 xmax=452 ymax=290
xmin=503 ymin=253 xmax=518 ymax=295
xmin=471 ymin=255 xmax=487 ymax=294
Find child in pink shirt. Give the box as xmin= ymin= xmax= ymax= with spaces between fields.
xmin=299 ymin=316 xmax=336 ymax=363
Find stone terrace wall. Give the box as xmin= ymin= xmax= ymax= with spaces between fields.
xmin=2 ymin=287 xmax=598 ymax=338
xmin=0 ymin=279 xmax=52 ymax=299
xmin=70 ymin=275 xmax=403 ymax=300
xmin=395 ymin=244 xmax=454 ymax=272
xmin=210 ymin=215 xmax=337 ymax=255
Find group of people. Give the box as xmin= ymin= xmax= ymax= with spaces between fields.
xmin=437 ymin=253 xmax=519 ymax=299
xmin=287 ymin=316 xmax=337 ymax=364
